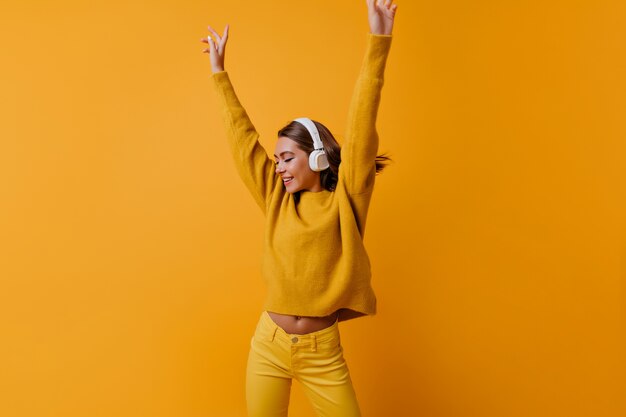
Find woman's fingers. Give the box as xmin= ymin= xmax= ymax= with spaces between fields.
xmin=200 ymin=35 xmax=212 ymax=53
xmin=382 ymin=0 xmax=395 ymax=11
xmin=206 ymin=25 xmax=229 ymax=48
xmin=202 ymin=24 xmax=229 ymax=58
xmin=380 ymin=0 xmax=397 ymax=18
xmin=219 ymin=25 xmax=229 ymax=50
xmin=207 ymin=25 xmax=222 ymax=44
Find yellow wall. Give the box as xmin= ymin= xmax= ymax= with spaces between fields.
xmin=1 ymin=1 xmax=624 ymax=416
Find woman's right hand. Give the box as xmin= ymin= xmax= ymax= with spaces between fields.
xmin=366 ymin=0 xmax=397 ymax=36
xmin=201 ymin=24 xmax=229 ymax=73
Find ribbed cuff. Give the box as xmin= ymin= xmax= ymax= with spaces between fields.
xmin=210 ymin=70 xmax=230 ymax=85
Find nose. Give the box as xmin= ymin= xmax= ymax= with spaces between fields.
xmin=275 ymin=162 xmax=285 ymax=173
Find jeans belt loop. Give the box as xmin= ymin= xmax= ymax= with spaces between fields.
xmin=311 ymin=334 xmax=317 ymax=352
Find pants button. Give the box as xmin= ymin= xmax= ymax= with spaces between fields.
xmin=291 ymin=337 xmax=299 ymax=343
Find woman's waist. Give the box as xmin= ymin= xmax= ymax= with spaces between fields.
xmin=266 ymin=310 xmax=338 ymax=335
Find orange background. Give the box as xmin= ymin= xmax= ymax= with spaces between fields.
xmin=1 ymin=1 xmax=624 ymax=416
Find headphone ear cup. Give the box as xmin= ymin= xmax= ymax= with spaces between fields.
xmin=318 ymin=152 xmax=330 ymax=171
xmin=309 ymin=150 xmax=330 ymax=172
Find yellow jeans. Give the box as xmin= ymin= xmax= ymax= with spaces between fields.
xmin=246 ymin=311 xmax=361 ymax=417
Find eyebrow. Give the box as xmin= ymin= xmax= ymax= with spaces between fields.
xmin=273 ymin=151 xmax=295 ymax=158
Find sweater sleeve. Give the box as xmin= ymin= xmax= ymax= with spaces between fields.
xmin=211 ymin=71 xmax=278 ymax=214
xmin=341 ymin=34 xmax=392 ymax=195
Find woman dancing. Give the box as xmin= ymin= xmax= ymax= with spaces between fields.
xmin=201 ymin=1 xmax=398 ymax=415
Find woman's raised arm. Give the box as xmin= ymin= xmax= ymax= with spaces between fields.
xmin=201 ymin=25 xmax=279 ymax=213
xmin=340 ymin=2 xmax=397 ymax=195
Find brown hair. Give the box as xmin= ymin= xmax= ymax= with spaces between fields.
xmin=277 ymin=120 xmax=391 ymax=192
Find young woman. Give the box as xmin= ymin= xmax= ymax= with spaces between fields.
xmin=201 ymin=1 xmax=397 ymax=415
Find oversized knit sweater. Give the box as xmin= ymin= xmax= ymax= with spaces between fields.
xmin=211 ymin=34 xmax=392 ymax=321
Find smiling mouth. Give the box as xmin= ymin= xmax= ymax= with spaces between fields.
xmin=283 ymin=177 xmax=294 ymax=185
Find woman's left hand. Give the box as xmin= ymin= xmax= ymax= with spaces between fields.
xmin=201 ymin=24 xmax=229 ymax=73
xmin=366 ymin=0 xmax=398 ymax=35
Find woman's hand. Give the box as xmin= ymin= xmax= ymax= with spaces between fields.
xmin=366 ymin=0 xmax=398 ymax=35
xmin=201 ymin=24 xmax=229 ymax=73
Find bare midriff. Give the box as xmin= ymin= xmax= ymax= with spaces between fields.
xmin=267 ymin=310 xmax=339 ymax=335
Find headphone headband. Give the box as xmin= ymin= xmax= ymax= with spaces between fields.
xmin=293 ymin=117 xmax=330 ymax=172
xmin=294 ymin=117 xmax=324 ymax=151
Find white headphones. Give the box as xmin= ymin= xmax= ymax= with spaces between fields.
xmin=293 ymin=117 xmax=330 ymax=172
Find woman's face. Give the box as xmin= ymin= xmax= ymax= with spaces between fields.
xmin=274 ymin=136 xmax=323 ymax=193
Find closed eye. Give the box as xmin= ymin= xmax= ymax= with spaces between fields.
xmin=275 ymin=158 xmax=294 ymax=165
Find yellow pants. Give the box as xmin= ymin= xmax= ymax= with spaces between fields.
xmin=246 ymin=311 xmax=361 ymax=417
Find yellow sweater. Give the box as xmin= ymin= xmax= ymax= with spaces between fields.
xmin=211 ymin=34 xmax=392 ymax=321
